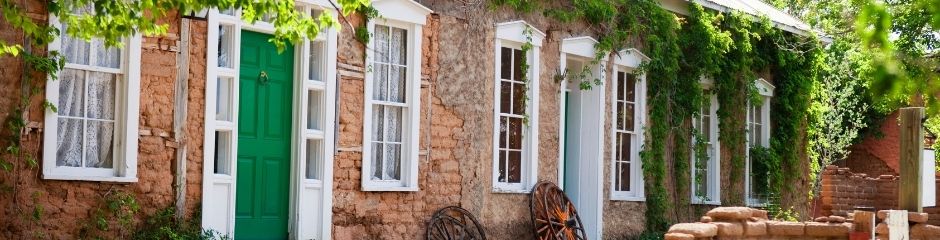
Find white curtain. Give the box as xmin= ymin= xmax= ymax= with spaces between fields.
xmin=56 ymin=20 xmax=118 ymax=169
xmin=370 ymin=25 xmax=407 ymax=181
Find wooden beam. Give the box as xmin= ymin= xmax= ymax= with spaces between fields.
xmin=899 ymin=107 xmax=925 ymax=212
xmin=173 ymin=18 xmax=192 ymax=219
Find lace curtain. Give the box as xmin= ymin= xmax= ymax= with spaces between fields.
xmin=370 ymin=25 xmax=407 ymax=181
xmin=56 ymin=20 xmax=119 ymax=169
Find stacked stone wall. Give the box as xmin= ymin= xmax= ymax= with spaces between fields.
xmin=665 ymin=207 xmax=940 ymax=240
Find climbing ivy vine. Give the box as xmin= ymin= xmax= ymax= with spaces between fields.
xmin=492 ymin=0 xmax=823 ymax=232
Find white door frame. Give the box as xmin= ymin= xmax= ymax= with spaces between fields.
xmin=558 ymin=37 xmax=606 ymax=239
xmin=201 ymin=3 xmax=338 ymax=239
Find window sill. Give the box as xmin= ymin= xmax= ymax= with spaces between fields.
xmin=492 ymin=187 xmax=531 ymax=194
xmin=361 ymin=185 xmax=419 ymax=192
xmin=610 ymin=196 xmax=646 ymax=202
xmin=43 ymin=174 xmax=137 ymax=183
xmin=691 ymin=200 xmax=722 ymax=206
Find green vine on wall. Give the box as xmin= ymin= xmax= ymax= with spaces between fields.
xmin=492 ymin=0 xmax=823 ymax=231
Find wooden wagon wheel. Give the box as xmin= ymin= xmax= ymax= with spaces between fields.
xmin=529 ymin=181 xmax=587 ymax=240
xmin=426 ymin=206 xmax=486 ymax=240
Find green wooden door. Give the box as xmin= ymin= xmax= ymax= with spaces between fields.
xmin=235 ymin=30 xmax=294 ymax=239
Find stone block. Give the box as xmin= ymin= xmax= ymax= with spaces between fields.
xmin=910 ymin=223 xmax=940 ymax=238
xmin=663 ymin=233 xmax=694 ymax=240
xmin=910 ymin=212 xmax=930 ymax=223
xmin=805 ymin=222 xmax=850 ymax=237
xmin=700 ymin=216 xmax=712 ymax=223
xmin=829 ymin=215 xmax=846 ymax=223
xmin=766 ymin=221 xmax=805 ymax=235
xmin=712 ymin=222 xmax=744 ymax=237
xmin=743 ymin=221 xmax=767 ymax=236
xmin=667 ymin=223 xmax=718 ymax=237
xmin=706 ymin=207 xmax=752 ymax=221
xmin=875 ymin=223 xmax=888 ymax=235
xmin=751 ymin=209 xmax=769 ymax=220
xmin=815 ymin=216 xmax=829 ymax=222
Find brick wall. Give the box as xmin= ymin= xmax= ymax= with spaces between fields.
xmin=330 ymin=15 xmax=467 ymax=240
xmin=818 ymin=165 xmax=940 ymax=226
xmin=842 ymin=111 xmax=901 ymax=176
xmin=0 ymin=2 xmax=206 ymax=237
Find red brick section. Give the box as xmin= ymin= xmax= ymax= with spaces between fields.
xmin=844 ymin=111 xmax=901 ymax=175
xmin=665 ymin=207 xmax=940 ymax=240
xmin=0 ymin=2 xmax=205 ymax=237
xmin=818 ymin=165 xmax=940 ymax=226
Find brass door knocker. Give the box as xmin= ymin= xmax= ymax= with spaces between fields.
xmin=258 ymin=70 xmax=269 ymax=85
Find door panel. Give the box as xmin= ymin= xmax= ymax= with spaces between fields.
xmin=235 ymin=30 xmax=294 ymax=240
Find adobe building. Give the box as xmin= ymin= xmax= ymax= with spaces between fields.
xmin=0 ymin=0 xmax=821 ymax=239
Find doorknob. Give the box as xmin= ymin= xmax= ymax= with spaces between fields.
xmin=258 ymin=70 xmax=269 ymax=85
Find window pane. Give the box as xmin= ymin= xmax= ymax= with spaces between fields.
xmin=617 ymin=72 xmax=625 ymax=101
xmin=372 ymin=64 xmax=388 ymax=101
xmin=390 ymin=27 xmax=407 ymax=65
xmin=498 ymin=151 xmax=506 ymax=182
xmin=507 ymin=150 xmax=521 ymax=183
xmin=619 ymin=161 xmax=631 ymax=192
xmin=372 ymin=105 xmax=384 ymax=141
xmin=625 ymin=103 xmax=635 ymax=131
xmin=508 ymin=117 xmax=523 ymax=150
xmin=85 ymin=120 xmax=114 ymax=168
xmin=214 ymin=131 xmax=231 ymax=175
xmin=620 ymin=134 xmax=632 ymax=164
xmin=616 ymin=102 xmax=625 ymax=131
xmin=626 ymin=74 xmax=636 ymax=101
xmin=389 ymin=66 xmax=406 ymax=103
xmin=307 ymin=90 xmax=321 ymax=130
xmin=500 ymin=47 xmax=512 ymax=80
xmin=386 ymin=106 xmax=402 ymax=142
xmin=58 ymin=69 xmax=85 ymax=117
xmin=92 ymin=39 xmax=121 ymax=68
xmin=56 ymin=118 xmax=83 ymax=167
xmin=218 ymin=25 xmax=234 ymax=68
xmin=306 ymin=139 xmax=321 ymax=180
xmin=309 ymin=41 xmax=324 ymax=81
xmin=86 ymin=72 xmax=116 ymax=120
xmin=512 ymin=82 xmax=526 ymax=115
xmin=384 ymin=143 xmax=401 ymax=180
xmin=217 ymin=77 xmax=233 ymax=121
xmin=500 ymin=81 xmax=512 ymax=114
xmin=371 ymin=143 xmax=383 ymax=180
xmin=702 ymin=116 xmax=711 ymax=140
xmin=61 ymin=24 xmax=90 ymax=65
xmin=512 ymin=49 xmax=523 ymax=81
xmin=499 ymin=117 xmax=507 ymax=148
xmin=374 ymin=25 xmax=389 ymax=63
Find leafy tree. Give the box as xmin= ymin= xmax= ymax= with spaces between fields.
xmin=807 ymin=39 xmax=870 ymax=200
xmin=0 ymin=0 xmax=373 ymax=56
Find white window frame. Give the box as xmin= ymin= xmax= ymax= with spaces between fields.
xmin=492 ymin=21 xmax=544 ymax=193
xmin=691 ymin=78 xmax=720 ymax=205
xmin=610 ymin=49 xmax=649 ymax=201
xmin=360 ymin=0 xmax=431 ymax=192
xmin=745 ymin=78 xmax=774 ymax=207
xmin=42 ymin=13 xmax=142 ymax=182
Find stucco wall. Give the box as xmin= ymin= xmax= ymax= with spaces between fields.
xmin=0 ymin=2 xmax=207 ymax=237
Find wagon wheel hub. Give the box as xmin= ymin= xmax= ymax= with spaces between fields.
xmin=529 ymin=181 xmax=588 ymax=240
